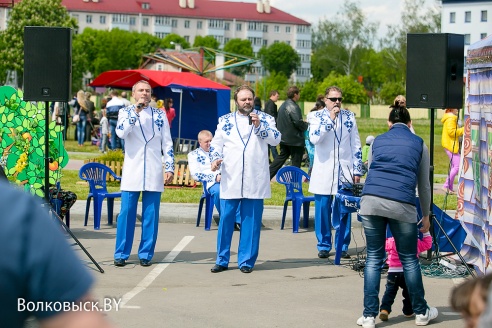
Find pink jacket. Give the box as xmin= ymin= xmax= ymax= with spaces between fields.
xmin=386 ymin=232 xmax=432 ymax=272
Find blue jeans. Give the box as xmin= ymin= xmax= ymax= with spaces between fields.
xmin=361 ymin=215 xmax=428 ymax=318
xmin=380 ymin=272 xmax=413 ymax=316
xmin=76 ymin=118 xmax=86 ymax=145
xmin=109 ymin=118 xmax=124 ymax=150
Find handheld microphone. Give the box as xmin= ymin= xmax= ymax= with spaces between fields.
xmin=248 ymin=114 xmax=252 ymax=125
xmin=136 ymin=103 xmax=143 ymax=109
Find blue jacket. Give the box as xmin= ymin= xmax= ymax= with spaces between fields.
xmin=362 ymin=123 xmax=423 ymax=205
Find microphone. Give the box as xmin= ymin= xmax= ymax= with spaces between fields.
xmin=248 ymin=114 xmax=252 ymax=125
xmin=136 ymin=103 xmax=143 ymax=109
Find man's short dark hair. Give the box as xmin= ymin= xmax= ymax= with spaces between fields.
xmin=234 ymin=85 xmax=255 ymax=102
xmin=325 ymin=86 xmax=343 ymax=96
xmin=269 ymin=90 xmax=278 ymax=97
xmin=286 ymin=86 xmax=299 ymax=99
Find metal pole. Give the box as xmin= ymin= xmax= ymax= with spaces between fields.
xmin=44 ymin=101 xmax=50 ymax=202
xmin=178 ymin=91 xmax=183 ymax=141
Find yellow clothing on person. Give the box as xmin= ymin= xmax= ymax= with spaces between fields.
xmin=441 ymin=112 xmax=464 ymax=153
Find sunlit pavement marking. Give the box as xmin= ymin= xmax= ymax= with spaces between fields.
xmin=120 ymin=236 xmax=195 ymax=309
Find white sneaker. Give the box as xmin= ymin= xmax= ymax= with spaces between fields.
xmin=415 ymin=307 xmax=438 ymax=326
xmin=357 ymin=316 xmax=376 ymax=328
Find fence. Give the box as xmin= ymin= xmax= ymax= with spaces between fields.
xmin=83 ymin=159 xmax=198 ymax=187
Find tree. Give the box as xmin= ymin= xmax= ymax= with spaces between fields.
xmin=72 ymin=28 xmax=162 ymax=91
xmin=255 ymin=72 xmax=289 ymax=100
xmin=298 ymin=79 xmax=319 ymax=102
xmin=161 ymin=34 xmax=191 ymax=50
xmin=0 ymin=0 xmax=77 ymax=87
xmin=258 ymin=42 xmax=300 ymax=78
xmin=311 ymin=1 xmax=377 ymax=78
xmin=317 ymin=72 xmax=367 ymax=104
xmin=223 ymin=38 xmax=254 ymax=76
xmin=379 ymin=0 xmax=441 ymax=83
xmin=193 ymin=35 xmax=220 ymax=49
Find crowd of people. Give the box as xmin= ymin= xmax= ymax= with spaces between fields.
xmin=7 ymin=81 xmax=476 ymax=328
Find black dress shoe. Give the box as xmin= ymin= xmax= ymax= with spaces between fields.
xmin=240 ymin=266 xmax=253 ymax=273
xmin=318 ymin=250 xmax=330 ymax=258
xmin=234 ymin=223 xmax=241 ymax=231
xmin=341 ymin=251 xmax=351 ymax=259
xmin=211 ymin=264 xmax=228 ymax=273
xmin=114 ymin=259 xmax=126 ymax=267
xmin=139 ymin=259 xmax=152 ymax=267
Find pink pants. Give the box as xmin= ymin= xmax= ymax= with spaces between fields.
xmin=443 ymin=149 xmax=460 ymax=191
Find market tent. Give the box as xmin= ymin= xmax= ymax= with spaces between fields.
xmin=456 ymin=35 xmax=492 ymax=275
xmin=89 ymin=69 xmax=230 ymax=140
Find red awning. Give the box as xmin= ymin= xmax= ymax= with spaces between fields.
xmin=89 ymin=69 xmax=229 ymax=90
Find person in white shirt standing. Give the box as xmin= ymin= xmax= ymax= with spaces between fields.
xmin=209 ymin=85 xmax=280 ymax=274
xmin=113 ymin=80 xmax=174 ymax=267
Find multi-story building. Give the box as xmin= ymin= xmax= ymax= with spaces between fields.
xmin=0 ymin=0 xmax=312 ymax=83
xmin=440 ymin=0 xmax=491 ymax=60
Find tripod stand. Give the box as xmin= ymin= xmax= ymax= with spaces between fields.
xmin=428 ymin=107 xmax=474 ymax=277
xmin=43 ymin=101 xmax=104 ymax=274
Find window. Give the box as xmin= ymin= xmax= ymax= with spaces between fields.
xmin=184 ymin=35 xmax=189 ymax=42
xmin=274 ymin=40 xmax=279 ymax=44
xmin=155 ymin=16 xmax=170 ymax=26
xmin=224 ymin=22 xmax=230 ymax=30
xmin=197 ymin=21 xmax=203 ymax=29
xmin=297 ymin=25 xmax=310 ymax=33
xmin=99 ymin=15 xmax=106 ymax=24
xmin=214 ymin=35 xmax=224 ymax=44
xmin=263 ymin=24 xmax=268 ymax=33
xmin=112 ymin=14 xmax=129 ymax=24
xmin=129 ymin=17 xmax=136 ymax=25
xmin=143 ymin=17 xmax=149 ymax=26
xmin=465 ymin=11 xmax=471 ymax=23
xmin=247 ymin=37 xmax=263 ymax=46
xmin=286 ymin=40 xmax=290 ymax=45
xmin=209 ymin=20 xmax=224 ymax=29
xmin=481 ymin=33 xmax=487 ymax=39
xmin=297 ymin=40 xmax=311 ymax=48
xmin=236 ymin=23 xmax=242 ymax=31
xmin=184 ymin=20 xmax=190 ymax=28
xmin=481 ymin=10 xmax=488 ymax=22
xmin=296 ymin=68 xmax=311 ymax=76
xmin=172 ymin=19 xmax=177 ymax=28
xmin=449 ymin=12 xmax=455 ymax=23
xmin=248 ymin=21 xmax=262 ymax=31
xmin=285 ymin=26 xmax=291 ymax=33
xmin=72 ymin=14 xmax=79 ymax=23
xmin=155 ymin=32 xmax=168 ymax=39
xmin=464 ymin=34 xmax=470 ymax=45
xmin=86 ymin=15 xmax=92 ymax=24
xmin=224 ymin=37 xmax=230 ymax=44
xmin=274 ymin=25 xmax=279 ymax=33
xmin=142 ymin=3 xmax=150 ymax=10
xmin=262 ymin=39 xmax=268 ymax=46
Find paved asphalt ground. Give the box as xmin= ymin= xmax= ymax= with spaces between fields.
xmin=30 ymin=156 xmax=466 ymax=328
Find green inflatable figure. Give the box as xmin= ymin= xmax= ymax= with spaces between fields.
xmin=0 ymin=86 xmax=69 ymax=198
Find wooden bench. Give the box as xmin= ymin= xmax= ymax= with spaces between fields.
xmin=83 ymin=159 xmax=198 ymax=187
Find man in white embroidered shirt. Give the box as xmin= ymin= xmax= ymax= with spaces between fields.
xmin=209 ymin=85 xmax=281 ymax=274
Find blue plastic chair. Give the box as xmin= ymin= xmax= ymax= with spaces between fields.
xmin=196 ymin=181 xmax=214 ymax=231
xmin=276 ymin=166 xmax=315 ymax=233
xmin=79 ymin=162 xmax=122 ymax=230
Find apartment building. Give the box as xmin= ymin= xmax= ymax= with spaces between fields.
xmin=440 ymin=0 xmax=491 ymax=60
xmin=0 ymin=0 xmax=312 ymax=83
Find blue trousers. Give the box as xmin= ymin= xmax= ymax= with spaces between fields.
xmin=361 ymin=215 xmax=428 ymax=318
xmin=216 ymin=199 xmax=263 ymax=269
xmin=314 ymin=194 xmax=351 ymax=252
xmin=209 ymin=183 xmax=221 ymax=215
xmin=114 ymin=191 xmax=161 ymax=261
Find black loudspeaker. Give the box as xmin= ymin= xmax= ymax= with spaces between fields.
xmin=406 ymin=33 xmax=464 ymax=109
xmin=23 ymin=26 xmax=72 ymax=101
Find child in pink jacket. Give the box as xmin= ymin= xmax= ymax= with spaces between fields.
xmin=379 ymin=231 xmax=433 ymax=321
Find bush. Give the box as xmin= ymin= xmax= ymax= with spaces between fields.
xmin=98 ymin=150 xmax=124 ymax=163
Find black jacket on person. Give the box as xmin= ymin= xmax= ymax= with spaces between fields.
xmin=276 ymin=98 xmax=308 ymax=147
xmin=264 ymin=99 xmax=278 ymax=121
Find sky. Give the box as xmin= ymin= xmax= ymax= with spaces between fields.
xmin=228 ymin=0 xmax=439 ymax=40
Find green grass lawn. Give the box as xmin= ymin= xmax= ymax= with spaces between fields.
xmin=60 ymin=118 xmax=458 ymax=210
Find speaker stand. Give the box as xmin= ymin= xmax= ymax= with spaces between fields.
xmin=43 ymin=101 xmax=104 ymax=274
xmin=427 ymin=108 xmax=474 ymax=277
